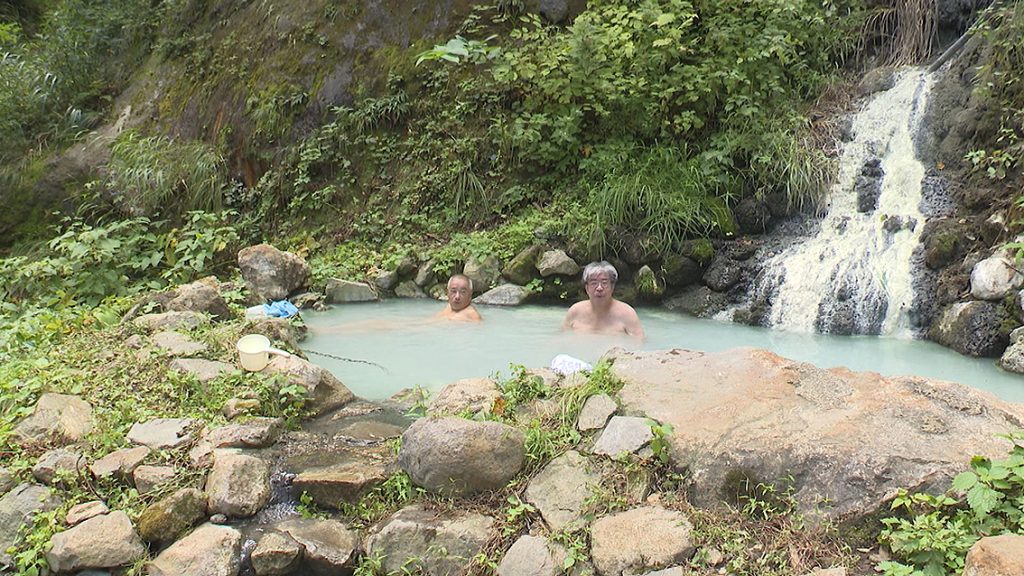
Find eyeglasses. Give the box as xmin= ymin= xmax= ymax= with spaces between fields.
xmin=447 ymin=288 xmax=470 ymax=295
xmin=586 ymin=279 xmax=613 ymax=288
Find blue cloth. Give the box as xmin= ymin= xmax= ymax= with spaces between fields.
xmin=263 ymin=300 xmax=299 ymax=318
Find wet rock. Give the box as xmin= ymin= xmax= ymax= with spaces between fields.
xmin=590 ymin=506 xmax=695 ymax=576
xmin=475 ymin=283 xmax=532 ymax=306
xmin=263 ymin=355 xmax=355 ymax=416
xmin=170 ymin=358 xmax=236 ymax=384
xmin=32 ymin=447 xmax=86 ymax=485
xmin=147 ymin=523 xmax=241 ymax=576
xmin=399 ymin=417 xmax=525 ymax=496
xmin=497 ymin=534 xmax=567 ymax=576
xmin=11 ymin=393 xmax=94 ymax=447
xmin=0 ymin=484 xmax=61 ymax=567
xmin=503 ymin=245 xmax=543 ymax=285
xmin=464 ymin=255 xmax=502 ymax=293
xmin=526 ymin=450 xmax=602 ymax=532
xmin=592 ymin=416 xmax=654 ymax=457
xmin=857 ymin=66 xmax=895 ymax=96
xmin=607 ymin=347 xmax=1024 ymax=520
xmin=971 ymin=255 xmax=1024 ymax=300
xmin=238 ymin=244 xmax=311 ymax=302
xmin=290 ymin=291 xmax=325 ymax=310
xmin=127 ymin=417 xmax=197 ymax=449
xmin=428 ymin=378 xmax=501 ymax=417
xmin=276 ymin=518 xmax=359 ymax=575
xmin=206 ymin=417 xmax=284 ymax=449
xmin=963 ymin=533 xmax=1024 ymax=576
xmin=133 ymin=311 xmax=209 ymax=333
xmin=660 ymin=254 xmax=702 ymax=288
xmin=929 ymin=301 xmax=1011 ymax=357
xmin=292 ymin=457 xmax=390 ymax=509
xmin=205 ymin=450 xmax=271 ymax=518
xmin=152 ymin=330 xmax=208 ymax=356
xmin=537 ymin=250 xmax=580 ymax=277
xmin=46 ymin=511 xmax=146 ymax=573
xmin=66 ymin=500 xmax=109 ymax=526
xmin=133 ymin=465 xmax=177 ymax=495
xmin=250 ymin=530 xmax=303 ymax=576
xmin=702 ymin=257 xmax=742 ymax=292
xmin=734 ymin=196 xmax=772 ymax=234
xmin=325 ymin=278 xmax=378 ymax=303
xmin=662 ymin=286 xmax=730 ymax=318
xmin=366 ymin=504 xmax=494 ymax=576
xmin=394 ymin=280 xmax=428 ymax=298
xmin=166 ymin=279 xmax=232 ymax=321
xmin=922 ymin=219 xmax=967 ymax=270
xmin=577 ymin=394 xmax=617 ymax=432
xmin=855 ymin=158 xmax=884 ymax=213
xmin=137 ymin=488 xmax=208 ymax=545
xmin=90 ymin=446 xmax=150 ymax=481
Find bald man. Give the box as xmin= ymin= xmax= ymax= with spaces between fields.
xmin=436 ymin=274 xmax=482 ymax=322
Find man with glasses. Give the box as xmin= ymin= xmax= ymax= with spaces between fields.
xmin=437 ymin=273 xmax=482 ymax=321
xmin=562 ymin=261 xmax=644 ymax=338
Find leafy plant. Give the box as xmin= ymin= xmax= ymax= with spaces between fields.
xmin=501 ymin=493 xmax=536 ymax=535
xmin=648 ymin=420 xmax=675 ymax=465
xmin=415 ymin=35 xmax=499 ymax=66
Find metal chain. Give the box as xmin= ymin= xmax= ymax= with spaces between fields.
xmin=303 ymin=348 xmax=388 ymax=372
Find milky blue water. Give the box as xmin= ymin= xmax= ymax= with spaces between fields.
xmin=300 ymin=300 xmax=1024 ymax=403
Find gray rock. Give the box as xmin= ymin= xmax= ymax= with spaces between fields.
xmin=0 ymin=467 xmax=13 ymax=495
xmin=503 ymin=245 xmax=543 ymax=285
xmin=662 ymin=286 xmax=730 ymax=318
xmin=206 ymin=417 xmax=284 ymax=449
xmin=928 ymin=301 xmax=1010 ymax=357
xmin=147 ymin=523 xmax=242 ymax=576
xmin=263 ymin=355 xmax=355 ymax=416
xmin=245 ymin=316 xmax=307 ymax=347
xmin=137 ymin=488 xmax=210 ymax=545
xmin=428 ymin=378 xmax=501 ymax=417
xmin=276 ymin=518 xmax=359 ymax=575
xmin=497 ymin=534 xmax=567 ymax=576
xmin=127 ymin=418 xmax=197 ymax=449
xmin=152 ymin=330 xmax=208 ymax=356
xmin=292 ymin=457 xmax=390 ymax=509
xmin=222 ymin=398 xmax=261 ymax=420
xmin=963 ymin=533 xmax=1024 ymax=576
xmin=90 ymin=446 xmax=151 ymax=480
xmin=800 ymin=568 xmax=845 ymax=576
xmin=325 ymin=278 xmax=378 ymax=303
xmin=133 ymin=465 xmax=177 ymax=495
xmin=250 ymin=531 xmax=303 ymax=576
xmin=537 ymin=250 xmax=580 ymax=277
xmin=857 ymin=66 xmax=895 ymax=96
xmin=475 ymin=283 xmax=532 ymax=306
xmin=660 ymin=254 xmax=703 ymax=287
xmin=32 ymin=447 xmax=86 ymax=485
xmin=0 ymin=484 xmax=61 ymax=567
xmin=238 ymin=244 xmax=311 ymax=302
xmin=366 ymin=504 xmax=494 ymax=576
xmin=608 ymin=347 xmax=1024 ymax=520
xmin=577 ymin=394 xmax=617 ymax=432
xmin=971 ymin=255 xmax=1024 ymax=300
xmin=66 ymin=501 xmax=109 ymax=526
xmin=375 ymin=269 xmax=399 ymax=292
xmin=999 ymin=341 xmax=1024 ymax=374
xmin=133 ymin=311 xmax=209 ymax=333
xmin=414 ymin=261 xmax=436 ymax=287
xmin=394 ymin=280 xmax=428 ymax=298
xmin=170 ymin=358 xmax=236 ymax=384
xmin=526 ymin=450 xmax=601 ymax=532
xmin=590 ymin=506 xmax=695 ymax=576
xmin=166 ymin=279 xmax=232 ymax=321
xmin=46 ymin=511 xmax=146 ymax=573
xmin=702 ymin=257 xmax=742 ymax=292
xmin=640 ymin=568 xmax=685 ymax=576
xmin=11 ymin=393 xmax=94 ymax=447
xmin=399 ymin=417 xmax=525 ymax=496
xmin=290 ymin=291 xmax=324 ymax=310
xmin=464 ymin=255 xmax=502 ymax=292
xmin=539 ymin=0 xmax=571 ymax=23
xmin=592 ymin=416 xmax=654 ymax=457
xmin=206 ymin=450 xmax=271 ymax=518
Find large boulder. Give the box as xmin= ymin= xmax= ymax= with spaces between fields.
xmin=398 ymin=417 xmax=525 ymax=496
xmin=263 ymin=355 xmax=355 ymax=415
xmin=325 ymin=278 xmax=378 ymax=303
xmin=503 ymin=245 xmax=543 ymax=285
xmin=590 ymin=506 xmax=695 ymax=576
xmin=660 ymin=254 xmax=703 ymax=288
xmin=463 ymin=255 xmax=502 ymax=293
xmin=428 ymin=378 xmax=501 ymax=417
xmin=963 ymin=533 xmax=1024 ymax=576
xmin=166 ymin=278 xmax=232 ymax=321
xmin=205 ymin=450 xmax=271 ymax=518
xmin=607 ymin=347 xmax=1024 ymax=520
xmin=537 ymin=250 xmax=580 ymax=277
xmin=475 ymin=284 xmax=532 ymax=306
xmin=366 ymin=504 xmax=494 ymax=576
xmin=238 ymin=244 xmax=311 ymax=302
xmin=928 ymin=301 xmax=1011 ymax=357
xmin=147 ymin=523 xmax=242 ymax=576
xmin=971 ymin=256 xmax=1024 ymax=301
xmin=45 ymin=511 xmax=146 ymax=573
xmin=11 ymin=393 xmax=94 ymax=447
xmin=0 ymin=484 xmax=61 ymax=568
xmin=250 ymin=531 xmax=304 ymax=576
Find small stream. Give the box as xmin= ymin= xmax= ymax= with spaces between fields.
xmin=300 ymin=300 xmax=1024 ymax=403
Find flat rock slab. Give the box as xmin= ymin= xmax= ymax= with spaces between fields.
xmin=206 ymin=417 xmax=284 ymax=449
xmin=525 ymin=450 xmax=602 ymax=532
xmin=147 ymin=523 xmax=241 ymax=576
xmin=474 ymin=284 xmax=531 ymax=306
xmin=275 ymin=518 xmax=359 ymax=574
xmin=590 ymin=506 xmax=695 ymax=576
xmin=591 ymin=416 xmax=654 ymax=457
xmin=428 ymin=378 xmax=501 ymax=416
xmin=608 ymin=347 xmax=1024 ymax=520
xmin=170 ymin=358 xmax=236 ymax=384
xmin=0 ymin=484 xmax=61 ymax=567
xmin=151 ymin=330 xmax=208 ymax=356
xmin=11 ymin=393 xmax=94 ymax=447
xmin=46 ymin=511 xmax=146 ymax=573
xmin=577 ymin=394 xmax=618 ymax=432
xmin=497 ymin=534 xmax=566 ymax=576
xmin=367 ymin=504 xmax=494 ymax=576
xmin=90 ymin=446 xmax=150 ymax=480
xmin=133 ymin=311 xmax=209 ymax=333
xmin=292 ymin=457 xmax=390 ymax=509
xmin=127 ymin=418 xmax=197 ymax=449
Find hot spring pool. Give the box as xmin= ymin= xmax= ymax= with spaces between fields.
xmin=299 ymin=300 xmax=1024 ymax=403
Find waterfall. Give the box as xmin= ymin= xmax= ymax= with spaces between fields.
xmin=757 ymin=68 xmax=934 ymax=336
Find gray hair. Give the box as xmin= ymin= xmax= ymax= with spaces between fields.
xmin=582 ymin=261 xmax=618 ymax=284
xmin=448 ymin=273 xmax=473 ymax=291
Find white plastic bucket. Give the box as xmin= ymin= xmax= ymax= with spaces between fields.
xmin=236 ymin=334 xmax=291 ymax=371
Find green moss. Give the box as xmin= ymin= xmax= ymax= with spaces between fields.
xmin=687 ymin=238 xmax=716 ymax=265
